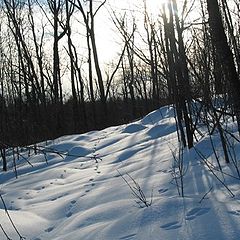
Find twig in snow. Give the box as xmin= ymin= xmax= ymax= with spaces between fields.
xmin=0 ymin=194 xmax=25 ymax=240
xmin=0 ymin=224 xmax=12 ymax=240
xmin=117 ymin=170 xmax=152 ymax=208
xmin=199 ymin=186 xmax=213 ymax=203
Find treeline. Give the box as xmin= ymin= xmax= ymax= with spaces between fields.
xmin=0 ymin=0 xmax=239 ymax=148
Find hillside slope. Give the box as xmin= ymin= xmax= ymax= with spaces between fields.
xmin=1 ymin=105 xmax=240 ymax=240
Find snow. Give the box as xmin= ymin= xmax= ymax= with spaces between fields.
xmin=1 ymin=105 xmax=240 ymax=240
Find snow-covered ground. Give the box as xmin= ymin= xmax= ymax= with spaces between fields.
xmin=1 ymin=105 xmax=240 ymax=240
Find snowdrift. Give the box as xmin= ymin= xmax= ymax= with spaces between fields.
xmin=1 ymin=105 xmax=240 ymax=240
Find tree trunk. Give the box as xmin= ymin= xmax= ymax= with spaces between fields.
xmin=206 ymin=0 xmax=240 ymax=134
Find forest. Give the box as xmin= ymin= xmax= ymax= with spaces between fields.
xmin=1 ymin=1 xmax=240 ymax=239
xmin=0 ymin=0 xmax=240 ymax=153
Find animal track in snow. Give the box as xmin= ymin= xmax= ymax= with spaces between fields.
xmin=119 ymin=233 xmax=136 ymax=239
xmin=66 ymin=212 xmax=72 ymax=217
xmin=157 ymin=169 xmax=171 ymax=174
xmin=50 ymin=195 xmax=64 ymax=201
xmin=34 ymin=186 xmax=45 ymax=191
xmin=185 ymin=207 xmax=210 ymax=220
xmin=66 ymin=200 xmax=77 ymax=218
xmin=160 ymin=221 xmax=181 ymax=230
xmin=228 ymin=210 xmax=240 ymax=216
xmin=45 ymin=226 xmax=54 ymax=232
xmin=84 ymin=181 xmax=95 ymax=188
xmin=158 ymin=188 xmax=168 ymax=194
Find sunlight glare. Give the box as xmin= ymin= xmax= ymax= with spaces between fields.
xmin=146 ymin=0 xmax=169 ymax=16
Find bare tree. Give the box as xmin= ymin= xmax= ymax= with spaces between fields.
xmin=206 ymin=0 xmax=240 ymax=135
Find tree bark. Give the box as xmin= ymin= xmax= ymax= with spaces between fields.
xmin=206 ymin=0 xmax=240 ymax=134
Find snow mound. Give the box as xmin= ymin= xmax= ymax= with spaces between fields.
xmin=1 ymin=105 xmax=240 ymax=240
xmin=64 ymin=146 xmax=92 ymax=161
xmin=147 ymin=118 xmax=176 ymax=139
xmin=141 ymin=105 xmax=174 ymax=125
xmin=122 ymin=123 xmax=147 ymax=133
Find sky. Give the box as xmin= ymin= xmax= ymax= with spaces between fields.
xmin=93 ymin=0 xmax=200 ymax=65
xmin=94 ymin=0 xmax=166 ymax=64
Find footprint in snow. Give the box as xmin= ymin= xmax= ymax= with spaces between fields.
xmin=158 ymin=188 xmax=168 ymax=194
xmin=34 ymin=186 xmax=45 ymax=191
xmin=119 ymin=233 xmax=136 ymax=239
xmin=45 ymin=226 xmax=54 ymax=232
xmin=51 ymin=195 xmax=64 ymax=201
xmin=66 ymin=200 xmax=77 ymax=218
xmin=84 ymin=181 xmax=95 ymax=188
xmin=157 ymin=169 xmax=171 ymax=174
xmin=185 ymin=207 xmax=210 ymax=220
xmin=160 ymin=221 xmax=181 ymax=230
xmin=66 ymin=212 xmax=72 ymax=217
xmin=228 ymin=210 xmax=240 ymax=216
